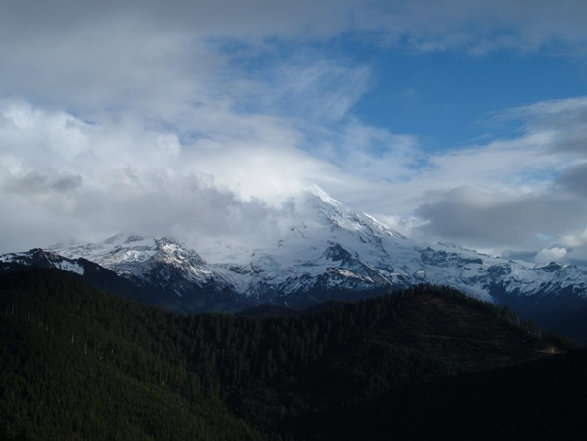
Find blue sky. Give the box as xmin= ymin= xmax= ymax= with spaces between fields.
xmin=353 ymin=48 xmax=587 ymax=148
xmin=2 ymin=0 xmax=587 ymax=265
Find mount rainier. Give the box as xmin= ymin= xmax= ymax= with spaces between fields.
xmin=2 ymin=188 xmax=587 ymax=339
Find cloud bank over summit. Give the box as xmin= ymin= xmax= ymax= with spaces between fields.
xmin=2 ymin=1 xmax=587 ymax=265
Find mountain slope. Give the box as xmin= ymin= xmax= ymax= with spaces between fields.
xmin=1 ymin=241 xmax=246 ymax=313
xmin=296 ymin=349 xmax=587 ymax=441
xmin=51 ymin=234 xmax=220 ymax=288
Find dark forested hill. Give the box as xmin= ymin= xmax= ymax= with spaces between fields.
xmin=0 ymin=269 xmax=585 ymax=441
xmin=0 ymin=269 xmax=261 ymax=441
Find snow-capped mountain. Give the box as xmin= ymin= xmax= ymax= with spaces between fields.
xmin=204 ymin=189 xmax=587 ymax=306
xmin=0 ymin=248 xmax=88 ymax=275
xmin=3 ymin=188 xmax=587 ymax=321
xmin=52 ymin=234 xmax=229 ymax=295
xmin=0 ymin=237 xmax=244 ymax=312
xmin=44 ymin=234 xmax=244 ymax=312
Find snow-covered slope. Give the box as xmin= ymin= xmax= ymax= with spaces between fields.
xmin=50 ymin=234 xmax=232 ymax=299
xmin=55 ymin=235 xmax=210 ymax=282
xmin=0 ymin=248 xmax=86 ymax=275
xmin=205 ymin=190 xmax=587 ymax=304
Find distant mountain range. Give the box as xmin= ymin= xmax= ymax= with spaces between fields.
xmin=2 ymin=188 xmax=587 ymax=340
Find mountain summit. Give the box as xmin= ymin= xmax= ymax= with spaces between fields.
xmin=53 ymin=234 xmax=218 ymax=288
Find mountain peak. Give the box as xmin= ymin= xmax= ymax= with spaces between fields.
xmin=309 ymin=184 xmax=343 ymax=207
xmin=301 ymin=187 xmax=400 ymax=239
xmin=153 ymin=237 xmax=207 ymax=267
xmin=51 ymin=234 xmax=209 ymax=271
xmin=0 ymin=248 xmax=86 ymax=275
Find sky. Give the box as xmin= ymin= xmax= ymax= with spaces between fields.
xmin=2 ymin=0 xmax=587 ymax=265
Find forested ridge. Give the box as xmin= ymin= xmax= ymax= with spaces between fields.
xmin=0 ymin=269 xmax=585 ymax=440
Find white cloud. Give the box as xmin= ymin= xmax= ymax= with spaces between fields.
xmin=3 ymin=1 xmax=587 ymax=126
xmin=561 ymin=229 xmax=587 ymax=248
xmin=3 ymin=0 xmax=587 ymax=264
xmin=337 ymin=96 xmax=587 ymax=258
xmin=227 ymin=53 xmax=372 ymax=125
xmin=0 ymin=100 xmax=339 ymax=251
xmin=302 ymin=118 xmax=422 ymax=181
xmin=362 ymin=0 xmax=587 ymax=54
xmin=535 ymin=247 xmax=568 ymax=264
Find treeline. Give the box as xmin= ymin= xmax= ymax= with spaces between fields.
xmin=0 ymin=269 xmax=574 ymax=440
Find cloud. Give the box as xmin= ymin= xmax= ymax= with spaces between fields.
xmin=3 ymin=1 xmax=587 ymax=124
xmin=505 ymin=97 xmax=587 ymax=154
xmin=560 ymin=234 xmax=587 ymax=266
xmin=0 ymin=95 xmax=417 ymax=254
xmin=364 ymin=96 xmax=587 ymax=261
xmin=556 ymin=163 xmax=587 ymax=197
xmin=322 ymin=97 xmax=587 ymax=227
xmin=414 ymin=188 xmax=587 ymax=251
xmin=1 ymin=0 xmax=362 ymax=40
xmin=0 ymin=100 xmax=338 ymax=252
xmin=232 ymin=56 xmax=372 ymax=125
xmin=305 ymin=118 xmax=422 ymax=179
xmin=3 ymin=0 xmax=587 ymax=265
xmin=234 ymin=89 xmax=587 ymax=262
xmin=3 ymin=170 xmax=83 ymax=195
xmin=363 ymin=0 xmax=587 ymax=54
xmin=535 ymin=247 xmax=568 ymax=264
